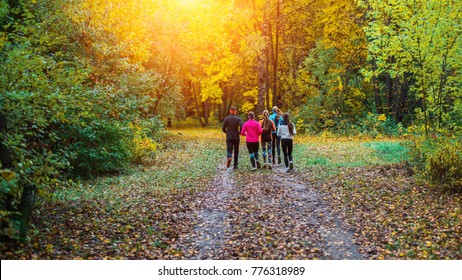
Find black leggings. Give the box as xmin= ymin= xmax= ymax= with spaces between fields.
xmin=246 ymin=142 xmax=259 ymax=160
xmin=272 ymin=133 xmax=281 ymax=157
xmin=246 ymin=142 xmax=259 ymax=167
xmin=226 ymin=139 xmax=240 ymax=167
xmin=281 ymin=139 xmax=293 ymax=168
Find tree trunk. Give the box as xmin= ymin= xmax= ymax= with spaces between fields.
xmin=373 ymin=77 xmax=383 ymax=114
xmin=228 ymin=86 xmax=235 ymax=116
xmin=203 ymin=100 xmax=210 ymax=127
xmin=385 ymin=74 xmax=393 ymax=116
xmin=256 ymin=16 xmax=270 ymax=115
xmin=256 ymin=53 xmax=267 ymax=115
xmin=2 ymin=115 xmax=37 ymax=242
xmin=191 ymin=81 xmax=205 ymax=127
xmin=265 ymin=31 xmax=270 ymax=111
xmin=17 ymin=183 xmax=37 ymax=241
xmin=420 ymin=66 xmax=429 ymax=136
xmin=371 ymin=59 xmax=383 ymax=114
xmin=392 ymin=79 xmax=400 ymax=122
xmin=0 ymin=114 xmax=16 ymax=216
xmin=272 ymin=0 xmax=280 ymax=108
xmin=0 ymin=114 xmax=12 ymax=169
xmin=217 ymin=102 xmax=223 ymax=123
xmin=436 ymin=54 xmax=449 ymax=129
xmin=253 ymin=1 xmax=270 ymax=115
xmin=398 ymin=73 xmax=411 ymax=123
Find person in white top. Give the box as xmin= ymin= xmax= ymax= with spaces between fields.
xmin=277 ymin=113 xmax=296 ymax=172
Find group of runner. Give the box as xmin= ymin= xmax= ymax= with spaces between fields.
xmin=222 ymin=106 xmax=296 ymax=172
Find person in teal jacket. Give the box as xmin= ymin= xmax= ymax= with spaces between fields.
xmin=269 ymin=106 xmax=282 ymax=164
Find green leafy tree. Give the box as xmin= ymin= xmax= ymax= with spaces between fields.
xmin=361 ymin=0 xmax=462 ymax=135
xmin=0 ymin=0 xmax=91 ymax=240
xmin=0 ymin=0 xmax=164 ymax=241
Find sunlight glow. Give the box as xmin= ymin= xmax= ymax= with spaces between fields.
xmin=175 ymin=0 xmax=200 ymax=6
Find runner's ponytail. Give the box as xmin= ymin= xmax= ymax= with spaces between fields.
xmin=262 ymin=110 xmax=272 ymax=132
xmin=283 ymin=113 xmax=294 ymax=135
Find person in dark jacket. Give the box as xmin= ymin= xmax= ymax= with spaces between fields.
xmin=222 ymin=106 xmax=243 ymax=169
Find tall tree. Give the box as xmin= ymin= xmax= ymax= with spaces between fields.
xmin=361 ymin=0 xmax=462 ymax=135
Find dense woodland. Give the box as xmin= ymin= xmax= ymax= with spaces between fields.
xmin=1 ymin=0 xmax=461 ymax=249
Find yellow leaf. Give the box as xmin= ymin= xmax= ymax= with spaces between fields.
xmin=0 ymin=169 xmax=16 ymax=181
xmin=125 ymin=225 xmax=133 ymax=230
xmin=45 ymin=244 xmax=54 ymax=253
xmin=377 ymin=114 xmax=387 ymax=122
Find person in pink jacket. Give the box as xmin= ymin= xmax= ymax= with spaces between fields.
xmin=240 ymin=111 xmax=263 ymax=170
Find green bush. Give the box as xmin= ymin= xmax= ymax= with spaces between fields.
xmin=0 ymin=0 xmax=167 ymax=241
xmin=297 ymin=108 xmax=405 ymax=137
xmin=129 ymin=119 xmax=164 ymax=165
xmin=140 ymin=117 xmax=165 ymax=139
xmin=408 ymin=136 xmax=462 ymax=192
xmin=69 ymin=120 xmax=131 ymax=175
xmin=171 ymin=117 xmax=203 ymax=128
xmin=426 ymin=140 xmax=462 ymax=191
xmin=0 ymin=170 xmax=20 ymax=239
xmin=356 ymin=113 xmax=403 ymax=137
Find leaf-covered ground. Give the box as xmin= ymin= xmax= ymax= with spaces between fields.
xmin=175 ymin=165 xmax=362 ymax=260
xmin=1 ymin=129 xmax=461 ymax=259
xmin=299 ymin=165 xmax=462 ymax=259
xmin=295 ymin=136 xmax=462 ymax=259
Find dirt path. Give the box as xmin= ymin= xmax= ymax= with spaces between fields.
xmin=190 ymin=167 xmax=235 ymax=259
xmin=183 ymin=160 xmax=363 ymax=260
xmin=278 ymin=173 xmax=362 ymax=259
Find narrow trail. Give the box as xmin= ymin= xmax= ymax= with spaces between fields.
xmin=275 ymin=172 xmax=363 ymax=259
xmin=190 ymin=166 xmax=235 ymax=259
xmin=181 ymin=158 xmax=364 ymax=260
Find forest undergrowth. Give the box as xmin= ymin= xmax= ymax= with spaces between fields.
xmin=1 ymin=129 xmax=460 ymax=260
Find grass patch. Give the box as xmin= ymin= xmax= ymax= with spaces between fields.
xmin=294 ymin=135 xmax=409 ymax=177
xmin=306 ymin=157 xmax=330 ymax=165
xmin=53 ymin=128 xmax=224 ymax=201
xmin=364 ymin=141 xmax=409 ymax=163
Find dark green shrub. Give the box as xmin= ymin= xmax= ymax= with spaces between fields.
xmin=70 ymin=120 xmax=131 ymax=175
xmin=0 ymin=170 xmax=20 ymax=239
xmin=356 ymin=113 xmax=403 ymax=137
xmin=140 ymin=117 xmax=165 ymax=139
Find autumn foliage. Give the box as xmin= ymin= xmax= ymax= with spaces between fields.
xmin=1 ymin=0 xmax=462 ymax=259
